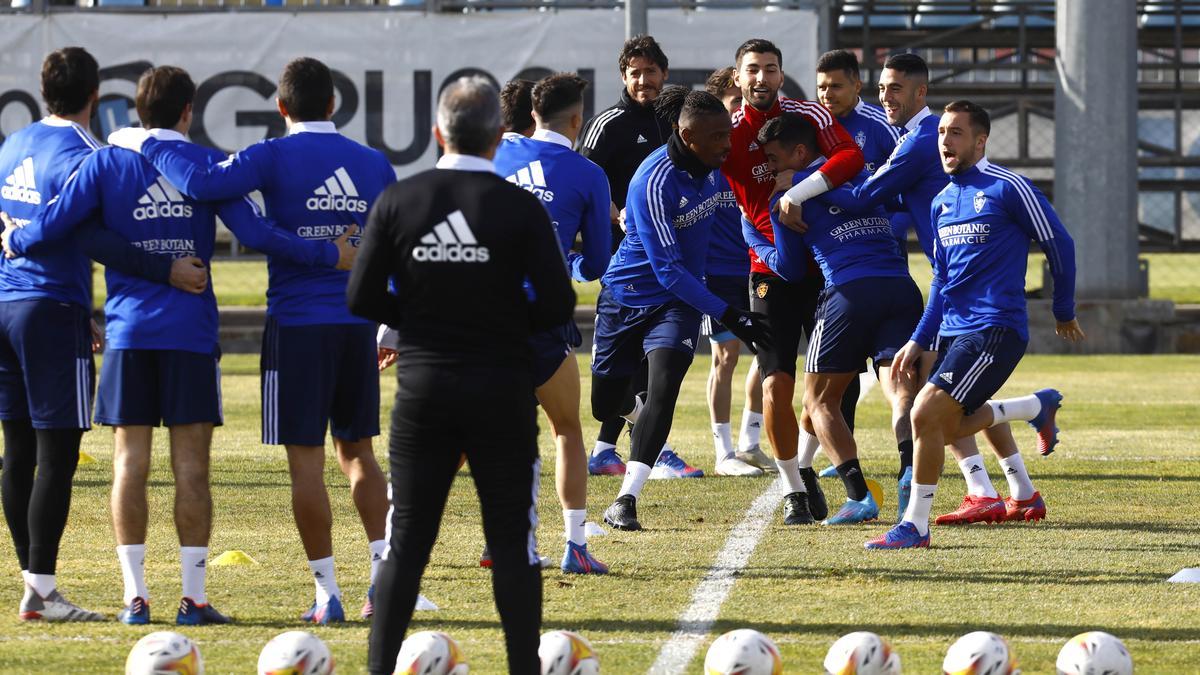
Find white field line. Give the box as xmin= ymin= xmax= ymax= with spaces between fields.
xmin=646 ymin=375 xmax=878 ymax=673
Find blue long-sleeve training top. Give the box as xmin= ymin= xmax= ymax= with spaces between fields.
xmin=137 ymin=121 xmax=396 ymax=326
xmin=8 ymin=132 xmax=336 ymax=354
xmin=602 ymin=135 xmax=728 ymax=318
xmin=704 ymin=172 xmax=751 ymax=278
xmin=851 ymin=106 xmax=949 ymax=260
xmin=493 ymin=129 xmax=612 ymax=282
xmin=911 ymin=157 xmax=1077 ymax=345
xmin=839 ymin=99 xmax=902 ymax=175
xmin=742 ymin=162 xmax=908 ymax=287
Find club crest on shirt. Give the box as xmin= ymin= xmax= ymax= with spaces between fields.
xmin=973 ymin=190 xmax=987 ymax=214
xmin=854 ymin=130 xmax=867 ymax=148
xmin=756 ymin=282 xmax=769 ymax=299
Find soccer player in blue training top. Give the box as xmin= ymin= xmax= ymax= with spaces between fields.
xmin=110 ymin=57 xmax=395 ymax=623
xmin=594 ymin=90 xmax=771 ymax=532
xmin=4 ymin=65 xmax=356 ymax=625
xmin=815 ymin=50 xmax=901 ymax=176
xmin=744 ymin=112 xmax=922 ymax=526
xmin=865 ymin=100 xmax=1085 ymax=550
xmin=493 ymin=72 xmax=611 ymax=574
xmin=0 ymin=47 xmax=208 ymax=623
xmin=697 ymin=71 xmax=772 ymax=478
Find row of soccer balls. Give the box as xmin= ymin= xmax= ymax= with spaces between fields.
xmin=125 ymin=625 xmax=1134 ymax=674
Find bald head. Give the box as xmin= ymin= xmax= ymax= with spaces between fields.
xmin=436 ymin=76 xmax=502 ymax=157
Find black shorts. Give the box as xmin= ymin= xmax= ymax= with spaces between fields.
xmin=748 ymin=272 xmax=823 ymax=379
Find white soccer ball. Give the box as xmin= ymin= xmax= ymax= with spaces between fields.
xmin=393 ymin=631 xmax=469 ymax=675
xmin=257 ymin=631 xmax=335 ymax=675
xmin=539 ymin=630 xmax=600 ymax=675
xmin=126 ymin=631 xmax=204 ymax=675
xmin=823 ymin=631 xmax=902 ymax=674
xmin=703 ymin=629 xmax=783 ymax=675
xmin=942 ymin=631 xmax=1018 ymax=675
xmin=1055 ymin=631 xmax=1132 ymax=675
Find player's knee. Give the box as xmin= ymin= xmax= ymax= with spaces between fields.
xmin=711 ymin=342 xmax=739 ymax=373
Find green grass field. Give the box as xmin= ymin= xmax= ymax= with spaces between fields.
xmin=0 ymin=353 xmax=1196 ymax=672
xmin=93 ymin=252 xmax=1200 ymax=308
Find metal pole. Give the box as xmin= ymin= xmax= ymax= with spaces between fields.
xmin=1054 ymin=0 xmax=1139 ymax=298
xmin=626 ymin=0 xmax=647 ymax=40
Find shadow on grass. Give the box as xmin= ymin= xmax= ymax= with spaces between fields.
xmin=1033 ymin=473 xmax=1200 ymax=483
xmin=733 ymin=565 xmax=1175 ymax=586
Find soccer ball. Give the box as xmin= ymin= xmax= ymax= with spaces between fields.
xmin=394 ymin=631 xmax=469 ymax=675
xmin=1055 ymin=631 xmax=1132 ymax=675
xmin=942 ymin=631 xmax=1018 ymax=675
xmin=126 ymin=631 xmax=204 ymax=675
xmin=823 ymin=631 xmax=902 ymax=674
xmin=539 ymin=630 xmax=600 ymax=675
xmin=257 ymin=631 xmax=335 ymax=675
xmin=703 ymin=629 xmax=784 ymax=675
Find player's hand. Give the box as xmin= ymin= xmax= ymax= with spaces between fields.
xmin=610 ymin=202 xmax=620 ymax=226
xmin=169 ymin=256 xmax=208 ymax=294
xmin=333 ymin=225 xmax=359 ymax=271
xmin=89 ymin=318 xmax=104 ymax=353
xmin=618 ymin=208 xmax=628 ymax=233
xmin=891 ymin=340 xmax=923 ymax=384
xmin=378 ymin=347 xmax=398 ymax=371
xmin=720 ymin=307 xmax=772 ymax=355
xmin=1 ymin=212 xmax=19 ymax=259
xmin=107 ymin=127 xmax=152 ymax=154
xmin=773 ymin=196 xmax=808 ymax=233
xmin=1056 ymin=318 xmax=1086 ymax=342
xmin=773 ymin=169 xmax=796 ymax=196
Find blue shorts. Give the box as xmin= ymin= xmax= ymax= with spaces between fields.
xmin=0 ymin=299 xmax=94 ymax=429
xmin=591 ymin=286 xmax=700 ymax=380
xmin=530 ymin=321 xmax=582 ymax=387
xmin=805 ymin=276 xmax=923 ymax=374
xmin=261 ymin=319 xmax=380 ymax=446
xmin=94 ymin=349 xmax=222 ymax=427
xmin=700 ymin=274 xmax=750 ymax=343
xmin=930 ymin=327 xmax=1028 ymax=414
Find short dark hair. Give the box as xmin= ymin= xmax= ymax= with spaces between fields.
xmin=41 ymin=47 xmax=99 ymax=117
xmin=619 ymin=35 xmax=668 ymax=74
xmin=135 ymin=66 xmax=195 ymax=130
xmin=278 ymin=57 xmax=333 ymax=122
xmin=704 ymin=67 xmax=736 ymax=97
xmin=943 ymin=99 xmax=991 ymax=135
xmin=531 ymin=73 xmax=588 ymax=123
xmin=653 ymin=85 xmax=690 ymax=127
xmin=757 ymin=112 xmax=817 ymax=153
xmin=816 ymin=49 xmax=860 ymax=80
xmin=678 ymin=90 xmax=728 ymax=129
xmin=882 ymin=52 xmax=929 ymax=80
xmin=735 ymin=39 xmax=783 ymax=69
xmin=500 ymin=79 xmax=535 ymax=133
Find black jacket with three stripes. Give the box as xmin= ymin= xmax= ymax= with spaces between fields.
xmin=577 ymin=88 xmax=673 ymax=247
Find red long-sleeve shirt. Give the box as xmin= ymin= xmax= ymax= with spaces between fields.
xmin=722 ymin=96 xmax=865 ymax=275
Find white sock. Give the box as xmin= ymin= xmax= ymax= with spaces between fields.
xmin=308 ymin=556 xmax=340 ymax=604
xmin=622 ymin=394 xmax=644 ymax=426
xmin=28 ymin=573 xmax=55 ymax=597
xmin=368 ymin=540 xmax=387 ymax=585
xmin=591 ymin=441 xmax=616 ymax=459
xmin=117 ymin=544 xmax=148 ymax=605
xmin=20 ymin=570 xmax=28 ymax=585
xmin=998 ymin=454 xmax=1036 ymax=500
xmin=180 ymin=546 xmax=208 ymax=605
xmin=987 ymin=394 xmax=1043 ymax=426
xmin=738 ymin=410 xmax=763 ymax=451
xmin=904 ymin=482 xmax=938 ymax=535
xmin=618 ymin=461 xmax=652 ymax=499
xmin=796 ymin=430 xmax=820 ymax=469
xmin=712 ymin=423 xmax=735 ymax=463
xmin=563 ymin=509 xmax=586 ymax=546
xmin=958 ymin=456 xmax=998 ymax=498
xmin=775 ymin=456 xmax=807 ymax=494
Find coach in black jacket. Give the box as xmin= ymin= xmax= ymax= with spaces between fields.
xmin=350 ymin=75 xmax=574 ymax=675
xmin=578 ymin=34 xmax=674 ymax=247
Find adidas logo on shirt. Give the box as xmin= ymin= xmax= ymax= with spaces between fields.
xmin=1 ymin=157 xmax=41 ymax=205
xmin=636 ymin=134 xmax=648 ymax=144
xmin=306 ymin=167 xmax=369 ymax=213
xmin=505 ymin=160 xmax=554 ymax=203
xmin=678 ymin=196 xmax=689 ymax=208
xmin=133 ymin=176 xmax=193 ymax=221
xmin=412 ymin=210 xmax=490 ymax=263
